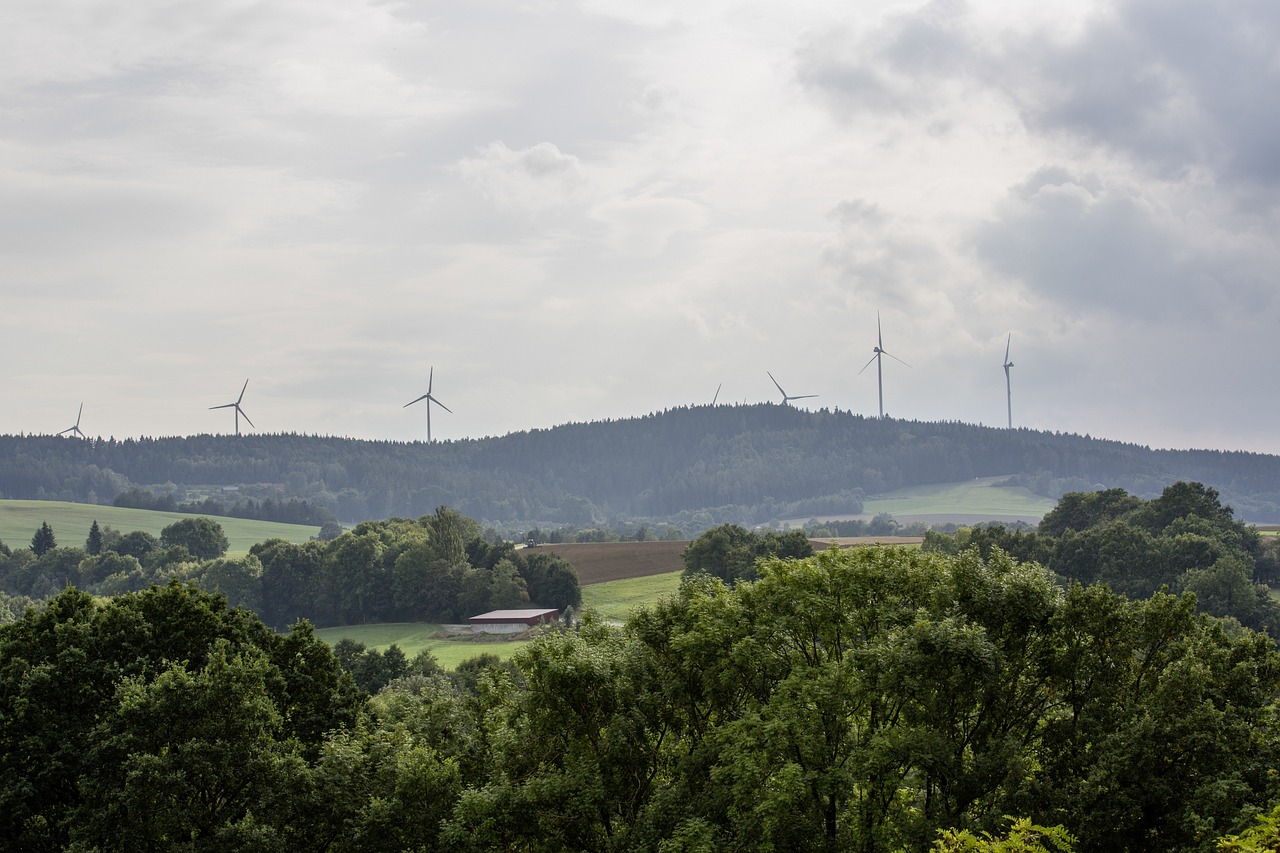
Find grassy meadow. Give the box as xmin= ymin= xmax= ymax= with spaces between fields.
xmin=0 ymin=500 xmax=320 ymax=556
xmin=859 ymin=476 xmax=1054 ymax=520
xmin=580 ymin=570 xmax=683 ymax=622
xmin=314 ymin=571 xmax=689 ymax=668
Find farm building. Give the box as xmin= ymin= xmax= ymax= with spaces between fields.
xmin=469 ymin=608 xmax=561 ymax=634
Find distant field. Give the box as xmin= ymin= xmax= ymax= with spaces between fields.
xmin=801 ymin=476 xmax=1055 ymax=525
xmin=528 ymin=540 xmax=688 ymax=584
xmin=581 ymin=570 xmax=683 ymax=622
xmin=312 ymin=622 xmax=533 ymax=670
xmin=0 ymin=500 xmax=320 ymax=556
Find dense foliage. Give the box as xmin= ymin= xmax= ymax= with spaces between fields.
xmin=6 ymin=404 xmax=1280 ymax=525
xmin=4 ymin=545 xmax=1278 ymax=852
xmin=0 ymin=507 xmax=581 ymax=628
xmin=0 ymin=583 xmax=365 ymax=850
xmin=924 ymin=482 xmax=1280 ymax=636
xmin=681 ymin=522 xmax=814 ymax=582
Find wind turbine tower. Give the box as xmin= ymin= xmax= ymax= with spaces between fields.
xmin=1003 ymin=334 xmax=1014 ymax=429
xmin=404 ymin=366 xmax=451 ymax=443
xmin=767 ymin=371 xmax=817 ymax=406
xmin=210 ymin=380 xmax=255 ymax=436
xmin=58 ymin=403 xmax=86 ymax=438
xmin=858 ymin=313 xmax=910 ymax=419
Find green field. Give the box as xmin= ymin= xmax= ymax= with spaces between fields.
xmin=0 ymin=500 xmax=320 ymax=556
xmin=859 ymin=476 xmax=1055 ymax=520
xmin=312 ymin=622 xmax=532 ymax=670
xmin=314 ymin=571 xmax=688 ymax=669
xmin=580 ymin=570 xmax=682 ymax=622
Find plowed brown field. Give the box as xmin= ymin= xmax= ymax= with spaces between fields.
xmin=527 ymin=541 xmax=687 ymax=585
xmin=529 ymin=536 xmax=924 ymax=586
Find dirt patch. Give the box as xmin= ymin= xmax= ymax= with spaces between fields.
xmin=530 ymin=541 xmax=689 ymax=585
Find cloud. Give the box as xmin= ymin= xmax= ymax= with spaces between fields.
xmin=453 ymin=141 xmax=590 ymax=215
xmin=973 ymin=166 xmax=1277 ymax=322
xmin=796 ymin=0 xmax=1280 ymax=203
xmin=1005 ymin=0 xmax=1280 ymax=192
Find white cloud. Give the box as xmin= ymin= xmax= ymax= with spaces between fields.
xmin=453 ymin=141 xmax=591 ymax=215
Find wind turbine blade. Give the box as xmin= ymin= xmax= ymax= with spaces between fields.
xmin=76 ymin=403 xmax=83 ymax=426
xmin=877 ymin=312 xmax=883 ymax=349
xmin=429 ymin=395 xmax=453 ymax=414
xmin=236 ymin=379 xmax=249 ymax=404
xmin=427 ymin=366 xmax=434 ymax=394
xmin=767 ymin=371 xmax=786 ymax=396
xmin=792 ymin=394 xmax=818 ymax=400
xmin=1004 ymin=334 xmax=1011 ymax=364
xmin=882 ymin=350 xmax=911 ymax=368
xmin=712 ymin=383 xmax=721 ymax=405
xmin=403 ymin=394 xmax=429 ymax=407
xmin=210 ymin=403 xmax=236 ymax=410
xmin=239 ymin=407 xmax=255 ymax=429
xmin=857 ymin=353 xmax=879 ymax=375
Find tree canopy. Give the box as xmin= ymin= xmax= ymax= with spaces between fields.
xmin=3 ymin=541 xmax=1279 ymax=852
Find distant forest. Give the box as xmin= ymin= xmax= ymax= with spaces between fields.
xmin=4 ymin=403 xmax=1280 ymax=525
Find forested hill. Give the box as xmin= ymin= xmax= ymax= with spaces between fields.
xmin=4 ymin=403 xmax=1280 ymax=524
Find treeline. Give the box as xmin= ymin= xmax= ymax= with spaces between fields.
xmin=0 ymin=507 xmax=580 ymax=629
xmin=5 ymin=404 xmax=1280 ymax=524
xmin=112 ymin=486 xmax=337 ymax=526
xmin=5 ymin=548 xmax=1280 ymax=851
xmin=921 ymin=481 xmax=1280 ymax=636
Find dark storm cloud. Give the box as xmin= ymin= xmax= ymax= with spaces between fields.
xmin=972 ymin=166 xmax=1271 ymax=319
xmin=798 ymin=1 xmax=1280 ymax=194
xmin=1007 ymin=0 xmax=1280 ymax=191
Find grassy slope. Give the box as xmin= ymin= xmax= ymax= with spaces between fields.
xmin=859 ymin=476 xmax=1055 ymax=519
xmin=0 ymin=500 xmax=319 ymax=556
xmin=581 ymin=570 xmax=683 ymax=622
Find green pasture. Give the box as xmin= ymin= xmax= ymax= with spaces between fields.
xmin=580 ymin=570 xmax=683 ymax=622
xmin=312 ymin=623 xmax=532 ymax=670
xmin=315 ymin=572 xmax=689 ymax=669
xmin=860 ymin=476 xmax=1055 ymax=519
xmin=0 ymin=500 xmax=320 ymax=556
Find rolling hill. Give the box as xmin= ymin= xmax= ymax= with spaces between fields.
xmin=3 ymin=404 xmax=1280 ymax=525
xmin=0 ymin=500 xmax=319 ymax=556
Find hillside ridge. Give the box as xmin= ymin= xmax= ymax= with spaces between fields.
xmin=3 ymin=404 xmax=1280 ymax=523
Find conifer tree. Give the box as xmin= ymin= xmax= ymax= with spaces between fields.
xmin=86 ymin=520 xmax=103 ymax=556
xmin=30 ymin=522 xmax=56 ymax=557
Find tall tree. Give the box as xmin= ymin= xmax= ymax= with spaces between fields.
xmin=85 ymin=520 xmax=103 ymax=556
xmin=29 ymin=522 xmax=55 ymax=557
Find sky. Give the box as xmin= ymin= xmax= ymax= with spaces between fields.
xmin=3 ymin=0 xmax=1279 ymax=453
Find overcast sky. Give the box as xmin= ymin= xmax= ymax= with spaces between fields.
xmin=3 ymin=0 xmax=1279 ymax=453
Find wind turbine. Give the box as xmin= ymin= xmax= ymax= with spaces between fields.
xmin=1003 ymin=334 xmax=1014 ymax=429
xmin=58 ymin=403 xmax=86 ymax=438
xmin=858 ymin=312 xmax=910 ymax=419
xmin=210 ymin=379 xmax=254 ymax=436
xmin=767 ymin=371 xmax=817 ymax=406
xmin=712 ymin=383 xmax=722 ymax=406
xmin=404 ymin=366 xmax=451 ymax=443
